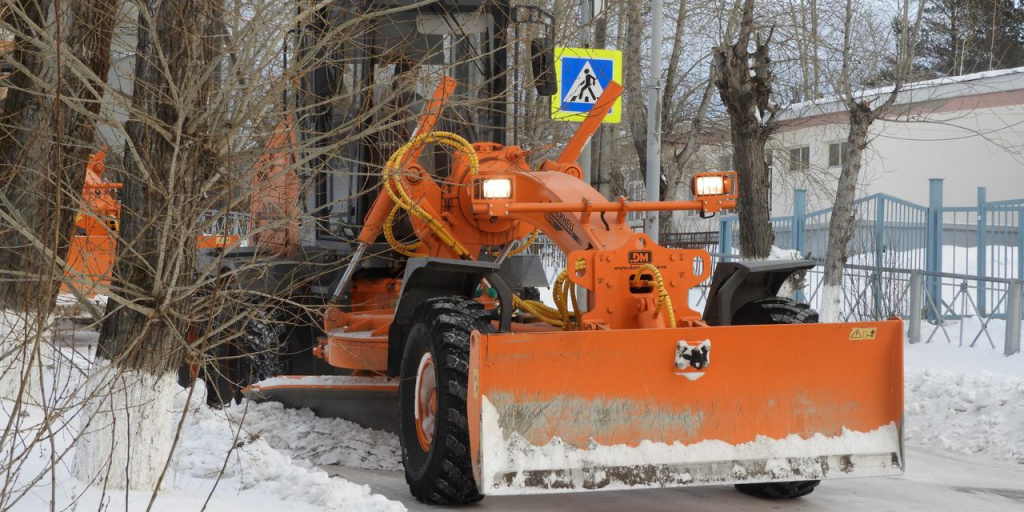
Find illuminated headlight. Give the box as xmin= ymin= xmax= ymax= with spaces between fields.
xmin=481 ymin=178 xmax=512 ymax=199
xmin=694 ymin=176 xmax=725 ymax=196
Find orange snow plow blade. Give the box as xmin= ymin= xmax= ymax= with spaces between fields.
xmin=467 ymin=319 xmax=904 ymax=495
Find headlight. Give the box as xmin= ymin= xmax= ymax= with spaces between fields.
xmin=481 ymin=178 xmax=512 ymax=199
xmin=693 ymin=175 xmax=725 ymax=196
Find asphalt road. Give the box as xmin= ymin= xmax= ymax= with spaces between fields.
xmin=325 ymin=446 xmax=1024 ymax=512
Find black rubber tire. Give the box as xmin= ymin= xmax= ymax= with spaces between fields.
xmin=732 ymin=296 xmax=819 ymax=325
xmin=399 ymin=296 xmax=492 ymax=505
xmin=203 ymin=301 xmax=287 ymax=406
xmin=735 ymin=480 xmax=821 ymax=499
xmin=731 ymin=296 xmax=821 ymax=499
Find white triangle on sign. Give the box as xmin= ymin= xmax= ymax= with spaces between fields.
xmin=563 ymin=61 xmax=604 ymax=104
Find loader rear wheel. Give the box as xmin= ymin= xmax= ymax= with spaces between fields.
xmin=735 ymin=480 xmax=821 ymax=499
xmin=732 ymin=296 xmax=821 ymax=499
xmin=399 ymin=296 xmax=492 ymax=505
xmin=196 ymin=300 xmax=287 ymax=406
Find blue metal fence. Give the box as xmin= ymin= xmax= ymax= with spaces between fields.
xmin=718 ymin=181 xmax=1024 ymax=284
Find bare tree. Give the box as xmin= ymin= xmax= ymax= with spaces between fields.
xmin=72 ymin=0 xmax=225 ymax=490
xmin=0 ymin=1 xmax=118 ymax=410
xmin=713 ymin=0 xmax=779 ymax=258
xmin=0 ymin=1 xmax=117 ymax=308
xmin=818 ymin=0 xmax=925 ymax=321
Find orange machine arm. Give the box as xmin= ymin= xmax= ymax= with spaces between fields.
xmin=464 ymin=80 xmax=735 ymax=254
xmin=357 ymin=77 xmax=458 ymax=245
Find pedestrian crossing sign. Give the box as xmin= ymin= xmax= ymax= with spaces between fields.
xmin=551 ymin=47 xmax=622 ymax=123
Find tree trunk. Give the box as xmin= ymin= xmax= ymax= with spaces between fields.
xmin=74 ymin=0 xmax=223 ymax=490
xmin=730 ymin=127 xmax=773 ymax=257
xmin=712 ymin=0 xmax=777 ymax=259
xmin=0 ymin=1 xmax=117 ymax=311
xmin=0 ymin=1 xmax=118 ymax=404
xmin=820 ymin=102 xmax=872 ymax=322
xmin=623 ymin=0 xmax=648 ymax=175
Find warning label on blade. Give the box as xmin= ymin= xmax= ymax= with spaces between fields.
xmin=849 ymin=327 xmax=878 ymax=340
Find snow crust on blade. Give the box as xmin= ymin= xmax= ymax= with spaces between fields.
xmin=479 ymin=396 xmax=902 ymax=494
xmin=251 ymin=374 xmax=397 ymax=389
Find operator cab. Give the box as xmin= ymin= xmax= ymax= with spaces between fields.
xmin=294 ymin=0 xmax=552 ymax=247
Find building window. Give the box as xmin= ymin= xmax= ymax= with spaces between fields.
xmin=829 ymin=141 xmax=849 ymax=168
xmin=789 ymin=146 xmax=809 ymax=172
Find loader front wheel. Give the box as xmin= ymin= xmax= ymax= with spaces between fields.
xmin=399 ymin=296 xmax=492 ymax=505
xmin=732 ymin=296 xmax=821 ymax=499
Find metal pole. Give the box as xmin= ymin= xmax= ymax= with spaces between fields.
xmin=977 ymin=187 xmax=987 ymax=315
xmin=719 ymin=217 xmax=733 ymax=256
xmin=925 ymin=179 xmax=944 ymax=321
xmin=874 ymin=198 xmax=885 ymax=318
xmin=579 ymin=0 xmax=593 ymax=185
xmin=1006 ymin=280 xmax=1022 ymax=356
xmin=793 ymin=190 xmax=807 ymax=303
xmin=644 ymin=0 xmax=664 ymax=242
xmin=331 ymin=243 xmax=367 ymax=304
xmin=909 ymin=271 xmax=922 ymax=343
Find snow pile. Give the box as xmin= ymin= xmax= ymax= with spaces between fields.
xmin=170 ymin=387 xmax=405 ymax=511
xmin=2 ymin=343 xmax=405 ymax=512
xmin=222 ymin=400 xmax=402 ymax=471
xmin=905 ymin=367 xmax=1024 ymax=463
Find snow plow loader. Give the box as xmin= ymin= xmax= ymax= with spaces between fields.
xmin=187 ymin=0 xmax=904 ymax=504
xmin=309 ymin=76 xmax=904 ymax=502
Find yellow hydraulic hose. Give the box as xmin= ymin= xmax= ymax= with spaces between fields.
xmin=382 ymin=131 xmax=478 ymax=259
xmin=632 ymin=263 xmax=676 ymax=328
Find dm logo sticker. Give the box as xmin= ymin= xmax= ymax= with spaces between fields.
xmin=675 ymin=340 xmax=711 ymax=381
xmin=629 ymin=250 xmax=652 ymax=265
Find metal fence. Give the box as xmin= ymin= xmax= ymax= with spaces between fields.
xmin=719 ymin=181 xmax=1024 ymax=282
xmin=687 ymin=252 xmax=1023 ymax=356
xmin=198 ymin=210 xmax=250 ymax=238
xmin=714 ymin=181 xmax=1024 ymax=353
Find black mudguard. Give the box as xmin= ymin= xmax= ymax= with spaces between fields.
xmin=386 ymin=258 xmax=513 ymax=377
xmin=701 ymin=259 xmax=816 ymax=326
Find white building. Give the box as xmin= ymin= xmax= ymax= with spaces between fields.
xmin=768 ymin=67 xmax=1024 ymax=215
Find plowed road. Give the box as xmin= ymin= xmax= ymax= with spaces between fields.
xmin=325 ymin=446 xmax=1024 ymax=511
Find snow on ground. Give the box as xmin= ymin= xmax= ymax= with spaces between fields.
xmin=904 ymin=341 xmax=1024 ymax=464
xmin=220 ymin=400 xmax=402 ymax=471
xmin=1 ymin=343 xmax=405 ymax=512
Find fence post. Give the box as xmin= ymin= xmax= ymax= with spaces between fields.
xmin=1018 ymin=208 xmax=1024 ymax=283
xmin=792 ymin=190 xmax=807 ymax=303
xmin=793 ymin=189 xmax=806 ymax=256
xmin=977 ymin=187 xmax=987 ymax=315
xmin=1006 ymin=280 xmax=1022 ymax=356
xmin=926 ymin=179 xmax=944 ymax=321
xmin=909 ymin=271 xmax=922 ymax=343
xmin=874 ymin=197 xmax=885 ymax=318
xmin=719 ymin=216 xmax=733 ymax=256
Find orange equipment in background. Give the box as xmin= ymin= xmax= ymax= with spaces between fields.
xmin=63 ymin=151 xmax=119 ymax=296
xmin=62 ymin=150 xmax=241 ymax=296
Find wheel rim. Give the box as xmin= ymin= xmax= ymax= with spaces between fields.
xmin=414 ymin=352 xmax=437 ymax=451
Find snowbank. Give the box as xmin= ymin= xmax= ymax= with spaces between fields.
xmin=222 ymin=400 xmax=402 ymax=471
xmin=904 ymin=342 xmax=1024 ymax=464
xmin=3 ymin=345 xmax=405 ymax=512
xmin=906 ymin=368 xmax=1024 ymax=463
xmin=173 ymin=388 xmax=404 ymax=511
